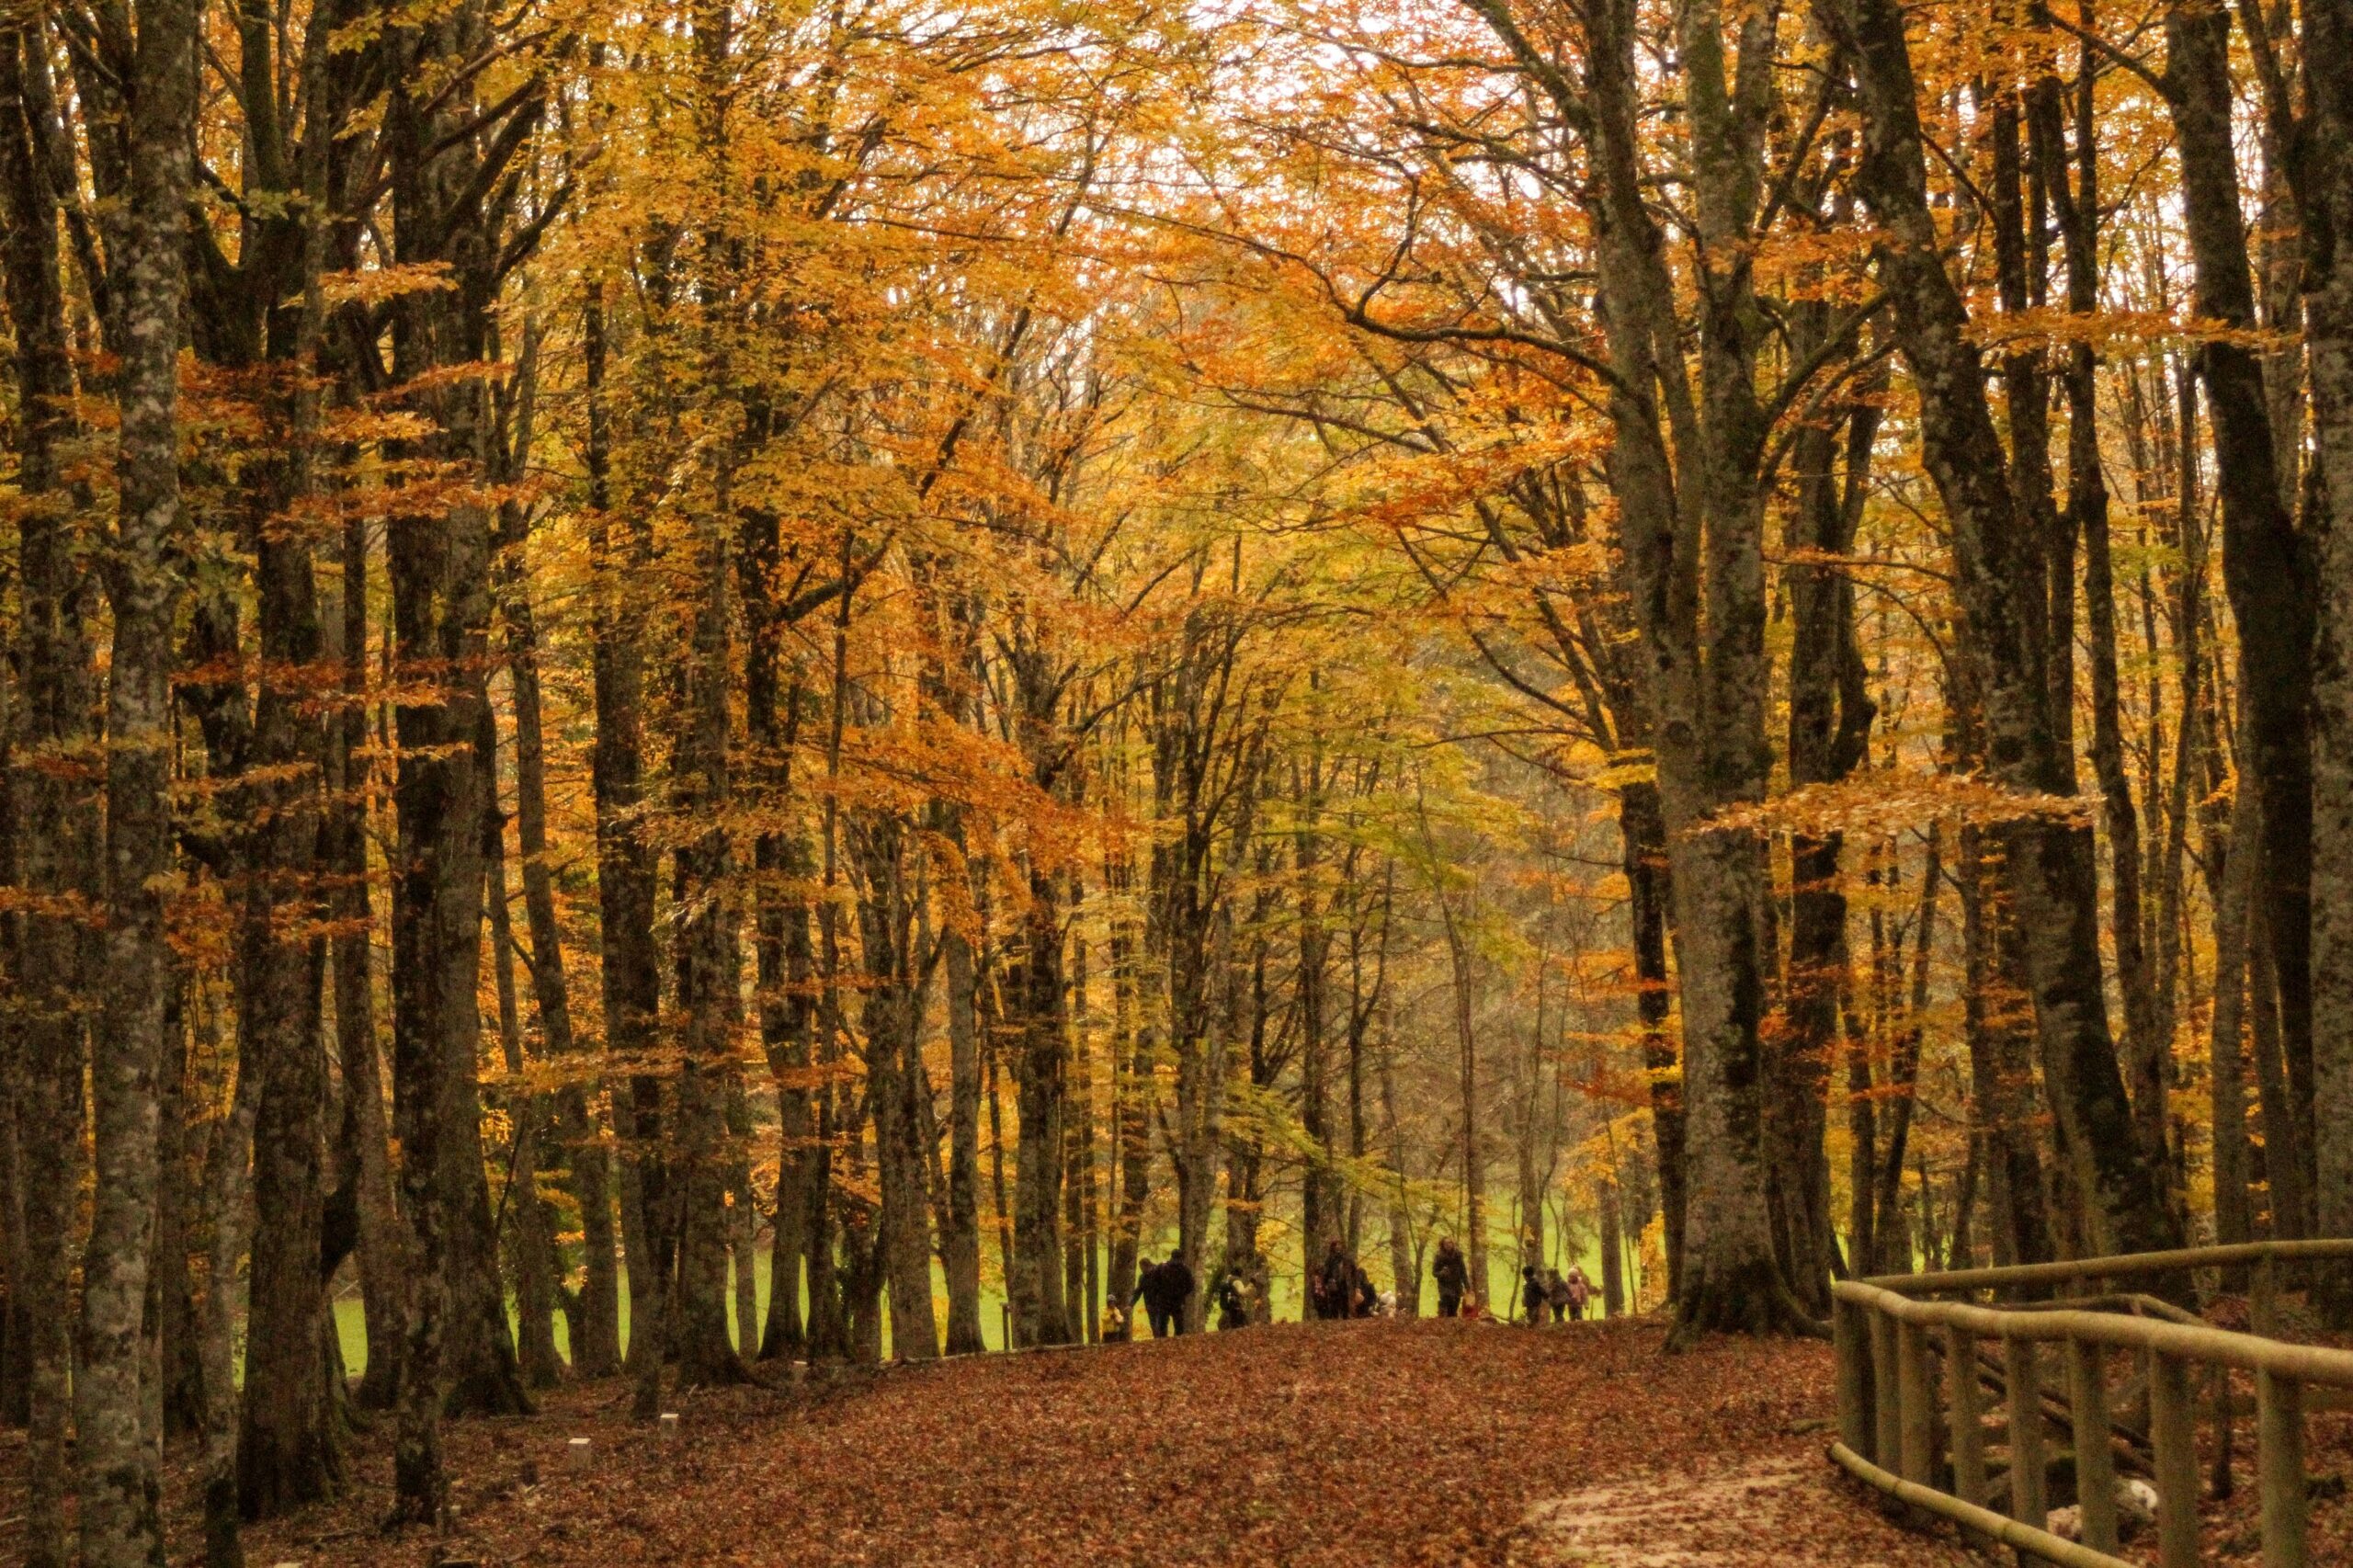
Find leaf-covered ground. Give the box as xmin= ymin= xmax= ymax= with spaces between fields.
xmin=33 ymin=1312 xmax=2353 ymax=1564
xmin=210 ymin=1318 xmax=1981 ymax=1567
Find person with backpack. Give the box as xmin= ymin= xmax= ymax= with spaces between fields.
xmin=1432 ymin=1237 xmax=1469 ymax=1318
xmin=1519 ymin=1265 xmax=1548 ymax=1324
xmin=1214 ymin=1271 xmax=1252 ymax=1331
xmin=1565 ymin=1263 xmax=1593 ymax=1322
xmin=1544 ymin=1267 xmax=1572 ymax=1324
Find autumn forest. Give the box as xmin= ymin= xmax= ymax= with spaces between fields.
xmin=4 ymin=0 xmax=2352 ymax=1554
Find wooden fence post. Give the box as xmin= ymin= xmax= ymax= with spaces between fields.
xmin=2067 ymin=1337 xmax=2119 ymax=1554
xmin=1945 ymin=1323 xmax=1984 ymax=1506
xmin=2006 ymin=1335 xmax=2047 ymax=1532
xmin=1898 ymin=1319 xmax=1936 ymax=1486
xmin=2148 ymin=1349 xmax=2199 ymax=1568
xmin=1836 ymin=1296 xmax=1874 ymax=1462
xmin=2258 ymin=1367 xmax=2306 ymax=1568
xmin=1872 ymin=1311 xmax=1903 ymax=1479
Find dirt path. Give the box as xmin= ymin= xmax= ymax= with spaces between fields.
xmin=57 ymin=1319 xmax=1984 ymax=1566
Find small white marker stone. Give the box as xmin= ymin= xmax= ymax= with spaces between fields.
xmin=658 ymin=1411 xmax=680 ymax=1439
xmin=566 ymin=1437 xmax=592 ymax=1469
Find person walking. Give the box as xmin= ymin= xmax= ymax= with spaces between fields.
xmin=1544 ymin=1267 xmax=1571 ymax=1324
xmin=1214 ymin=1271 xmax=1252 ymax=1330
xmin=1149 ymin=1249 xmax=1196 ymax=1335
xmin=1432 ymin=1237 xmax=1469 ymax=1318
xmin=1313 ymin=1239 xmax=1358 ymax=1321
xmin=1565 ymin=1263 xmax=1592 ymax=1323
xmin=1133 ymin=1253 xmax=1194 ymax=1337
xmin=1131 ymin=1256 xmax=1170 ymax=1337
xmin=1519 ymin=1265 xmax=1547 ymax=1324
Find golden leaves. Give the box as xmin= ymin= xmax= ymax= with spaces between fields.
xmin=1705 ymin=771 xmax=2097 ymax=839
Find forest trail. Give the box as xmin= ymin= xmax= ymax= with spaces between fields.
xmin=220 ymin=1319 xmax=1976 ymax=1568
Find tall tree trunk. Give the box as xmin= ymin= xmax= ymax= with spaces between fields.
xmin=331 ymin=511 xmax=406 ymax=1408
xmin=80 ymin=0 xmax=197 ymax=1547
xmin=1619 ymin=786 xmax=1684 ymax=1302
xmin=1440 ymin=898 xmax=1487 ymax=1310
xmin=2165 ymin=0 xmax=2319 ymax=1237
xmin=858 ymin=821 xmax=941 ymax=1363
xmin=2300 ymin=0 xmax=2353 ymax=1321
xmin=1824 ymin=0 xmax=2184 ymax=1263
xmin=480 ymin=722 xmax=564 ymax=1391
xmin=942 ymin=914 xmax=987 ymax=1353
xmin=382 ymin=6 xmax=537 ymax=1506
xmin=738 ymin=505 xmax=813 ymax=1363
xmin=1597 ymin=1177 xmax=1626 ymax=1317
xmin=1780 ymin=364 xmax=1879 ymax=1311
xmin=1296 ymin=758 xmax=1337 ymax=1262
xmin=1010 ymin=866 xmax=1072 ymax=1346
xmin=583 ymin=278 xmax=668 ymax=1385
xmin=1105 ymin=869 xmax=1151 ymax=1337
xmin=667 ymin=484 xmax=754 ymax=1389
xmin=198 ymin=1047 xmax=263 ymax=1568
xmin=2039 ymin=62 xmax=2167 ymax=1194
xmin=0 ymin=20 xmax=98 ymax=1562
xmin=497 ymin=472 xmax=620 ymax=1378
xmin=2211 ymin=754 xmax=2261 ymax=1255
xmin=1960 ymin=829 xmax=2055 ymax=1271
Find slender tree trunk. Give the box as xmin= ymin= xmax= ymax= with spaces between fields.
xmin=199 ymin=1050 xmax=263 ymax=1568
xmin=2211 ymin=755 xmax=2261 ymax=1254
xmin=942 ymin=915 xmax=987 ymax=1352
xmin=583 ymin=278 xmax=668 ymax=1386
xmin=331 ymin=512 xmax=406 ymax=1408
xmin=1106 ymin=874 xmax=1151 ymax=1337
xmin=1598 ymin=1178 xmax=1626 ymax=1317
xmin=1440 ymin=898 xmax=1487 ymax=1310
xmin=1781 ymin=372 xmax=1879 ymax=1311
xmin=480 ymin=728 xmax=564 ymax=1391
xmin=498 ymin=481 xmax=620 ymax=1377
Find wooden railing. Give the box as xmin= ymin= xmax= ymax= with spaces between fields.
xmin=1831 ymin=1239 xmax=2353 ymax=1568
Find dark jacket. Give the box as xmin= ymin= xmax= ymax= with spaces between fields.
xmin=1432 ymin=1247 xmax=1468 ymax=1293
xmin=1146 ymin=1258 xmax=1195 ymax=1312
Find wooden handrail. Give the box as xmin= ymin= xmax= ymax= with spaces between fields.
xmin=1836 ymin=1278 xmax=2353 ymax=1386
xmin=1832 ymin=1242 xmax=2346 ymax=1568
xmin=1828 ymin=1441 xmax=2134 ymax=1568
xmin=1861 ymin=1236 xmax=2353 ymax=1297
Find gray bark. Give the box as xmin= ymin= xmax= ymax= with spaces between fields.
xmin=79 ymin=0 xmax=198 ymax=1549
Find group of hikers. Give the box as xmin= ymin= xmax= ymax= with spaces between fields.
xmin=1433 ymin=1237 xmax=1593 ymax=1323
xmin=1118 ymin=1234 xmax=1595 ymax=1335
